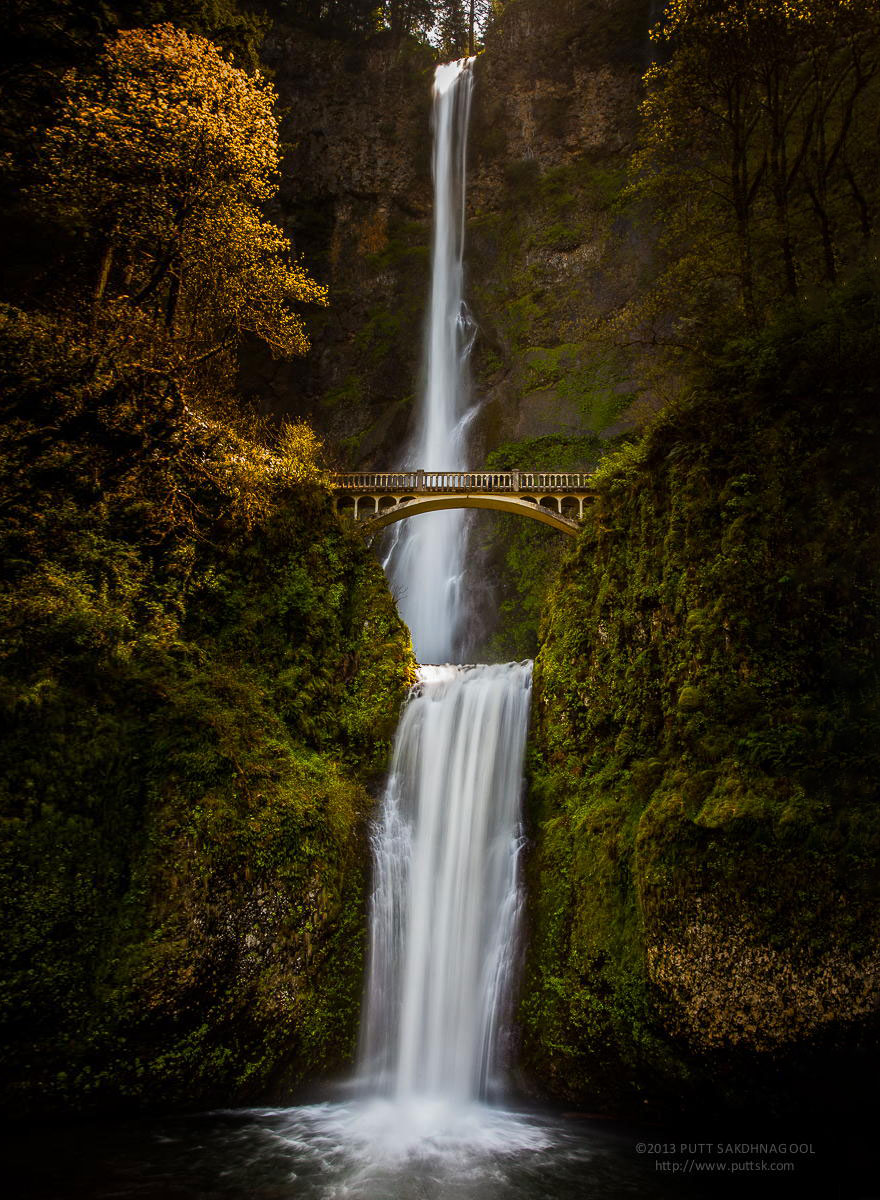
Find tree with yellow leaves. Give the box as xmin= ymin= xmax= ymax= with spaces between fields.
xmin=39 ymin=23 xmax=326 ymax=371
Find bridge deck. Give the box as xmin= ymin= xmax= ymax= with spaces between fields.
xmin=332 ymin=470 xmax=593 ymax=493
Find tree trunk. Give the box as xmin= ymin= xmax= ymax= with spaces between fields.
xmin=164 ymin=261 xmax=181 ymax=333
xmin=728 ymin=82 xmax=758 ymax=326
xmin=91 ymin=242 xmax=114 ymax=329
xmin=805 ymin=181 xmax=837 ymax=283
xmin=842 ymin=161 xmax=872 ymax=241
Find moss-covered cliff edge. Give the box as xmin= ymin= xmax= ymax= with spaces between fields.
xmin=521 ymin=284 xmax=880 ymax=1118
xmin=0 ymin=310 xmax=414 ymax=1117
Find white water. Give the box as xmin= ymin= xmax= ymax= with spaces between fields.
xmin=359 ymin=662 xmax=531 ymax=1102
xmin=255 ymin=60 xmax=549 ymax=1189
xmin=351 ymin=60 xmax=535 ymax=1162
xmin=385 ymin=58 xmax=476 ymax=664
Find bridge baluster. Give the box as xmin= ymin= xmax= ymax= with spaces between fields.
xmin=330 ymin=468 xmax=592 ymax=502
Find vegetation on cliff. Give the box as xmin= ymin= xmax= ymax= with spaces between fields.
xmin=0 ymin=304 xmax=412 ymax=1116
xmin=0 ymin=13 xmax=413 ymax=1116
xmin=523 ymin=278 xmax=880 ymax=1115
xmin=473 ymin=434 xmax=605 ymax=661
xmin=521 ymin=0 xmax=880 ymax=1116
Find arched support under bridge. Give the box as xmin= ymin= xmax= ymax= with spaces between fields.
xmin=332 ymin=470 xmax=596 ymax=537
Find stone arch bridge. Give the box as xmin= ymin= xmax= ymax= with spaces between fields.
xmin=332 ymin=470 xmax=596 ymax=536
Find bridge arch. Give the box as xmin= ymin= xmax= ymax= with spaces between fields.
xmin=331 ymin=469 xmax=596 ymax=538
xmin=341 ymin=493 xmax=581 ymax=536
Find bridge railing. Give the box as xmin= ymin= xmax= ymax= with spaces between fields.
xmin=332 ymin=470 xmax=593 ymax=493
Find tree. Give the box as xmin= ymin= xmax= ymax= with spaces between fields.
xmin=38 ymin=23 xmax=326 ymax=372
xmin=627 ymin=0 xmax=880 ymax=351
xmin=434 ymin=0 xmax=491 ymax=55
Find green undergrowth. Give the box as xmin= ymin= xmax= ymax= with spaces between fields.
xmin=522 ymin=279 xmax=880 ymax=1117
xmin=474 ymin=434 xmax=613 ymax=661
xmin=0 ymin=308 xmax=414 ymax=1115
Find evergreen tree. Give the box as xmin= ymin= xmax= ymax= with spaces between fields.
xmin=627 ymin=0 xmax=880 ymax=350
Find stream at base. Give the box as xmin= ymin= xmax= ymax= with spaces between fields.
xmin=2 ymin=1104 xmax=692 ymax=1199
xmin=6 ymin=1102 xmax=849 ymax=1198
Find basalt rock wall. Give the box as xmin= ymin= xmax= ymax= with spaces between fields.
xmin=522 ymin=290 xmax=880 ymax=1117
xmin=248 ymin=0 xmax=655 ymax=473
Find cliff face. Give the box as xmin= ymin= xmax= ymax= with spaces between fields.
xmin=0 ymin=311 xmax=414 ymax=1115
xmin=248 ymin=2 xmax=654 ymax=657
xmin=465 ymin=0 xmax=655 ymax=657
xmin=249 ymin=1 xmax=654 ymax=471
xmin=241 ymin=31 xmax=435 ymax=464
xmin=468 ymin=0 xmax=652 ymax=454
xmin=521 ymin=289 xmax=880 ymax=1116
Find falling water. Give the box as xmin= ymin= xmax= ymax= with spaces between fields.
xmin=194 ymin=54 xmax=544 ymax=1185
xmin=358 ymin=60 xmax=533 ymax=1129
xmin=359 ymin=662 xmax=531 ymax=1101
xmin=385 ymin=58 xmax=476 ymax=664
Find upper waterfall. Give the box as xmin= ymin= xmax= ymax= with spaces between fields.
xmin=385 ymin=58 xmax=476 ymax=664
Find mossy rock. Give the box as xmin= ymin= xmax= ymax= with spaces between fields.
xmin=522 ymin=284 xmax=880 ymax=1118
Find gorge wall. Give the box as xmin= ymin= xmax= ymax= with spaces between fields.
xmin=0 ymin=312 xmax=414 ymax=1116
xmin=522 ymin=289 xmax=880 ymax=1117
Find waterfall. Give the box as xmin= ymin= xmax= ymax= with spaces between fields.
xmin=357 ymin=59 xmax=531 ymax=1125
xmin=385 ymin=58 xmax=476 ymax=665
xmin=359 ymin=662 xmax=531 ymax=1101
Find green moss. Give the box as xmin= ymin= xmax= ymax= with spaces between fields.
xmin=522 ymin=283 xmax=880 ymax=1115
xmin=324 ymin=373 xmax=364 ymax=410
xmin=520 ymin=343 xmax=635 ymax=430
xmin=0 ymin=310 xmax=414 ymax=1116
xmin=473 ymin=434 xmax=611 ymax=661
xmin=354 ymin=309 xmax=405 ymax=367
xmin=364 ymin=224 xmax=429 ymax=274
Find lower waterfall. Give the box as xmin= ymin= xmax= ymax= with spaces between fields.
xmin=359 ymin=662 xmax=532 ymax=1102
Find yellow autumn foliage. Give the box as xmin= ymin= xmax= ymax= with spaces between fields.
xmin=38 ymin=23 xmax=326 ymax=369
xmin=656 ymin=0 xmax=874 ymax=40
